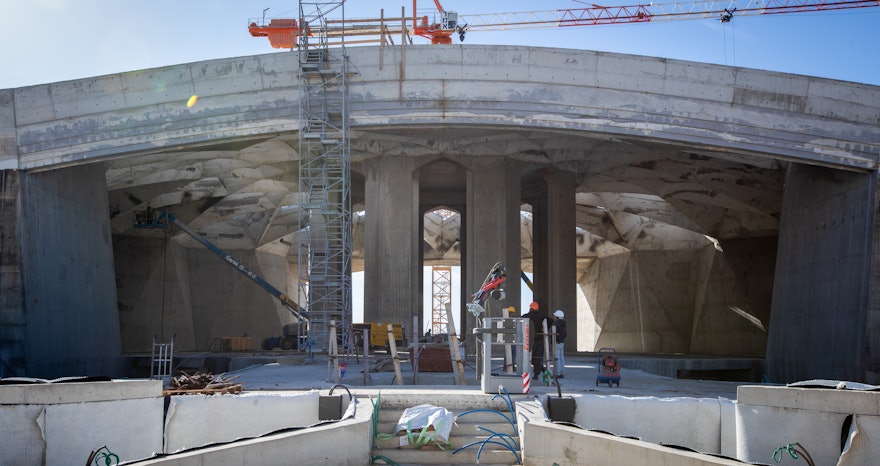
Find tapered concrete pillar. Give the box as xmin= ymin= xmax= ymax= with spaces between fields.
xmin=527 ymin=168 xmax=577 ymax=350
xmin=363 ymin=157 xmax=420 ymax=325
xmin=465 ymin=157 xmax=522 ymax=330
xmin=19 ymin=164 xmax=122 ymax=378
xmin=767 ymin=163 xmax=875 ymax=383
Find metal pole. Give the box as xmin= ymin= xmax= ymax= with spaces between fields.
xmin=542 ymin=320 xmax=551 ymax=385
xmin=363 ymin=328 xmax=371 ymax=386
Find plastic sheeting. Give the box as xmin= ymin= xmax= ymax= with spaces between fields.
xmin=163 ymin=390 xmax=321 ymax=453
xmin=572 ymin=394 xmax=733 ymax=455
xmin=393 ymin=404 xmax=455 ymax=444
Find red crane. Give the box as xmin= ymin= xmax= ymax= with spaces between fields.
xmin=249 ymin=0 xmax=880 ymax=48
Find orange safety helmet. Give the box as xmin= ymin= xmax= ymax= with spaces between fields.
xmin=529 ymin=301 xmax=539 ymax=310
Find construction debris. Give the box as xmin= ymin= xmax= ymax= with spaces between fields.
xmin=163 ymin=371 xmax=242 ymax=396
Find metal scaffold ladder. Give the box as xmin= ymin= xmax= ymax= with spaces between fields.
xmin=297 ymin=0 xmax=353 ymax=354
xmin=431 ymin=266 xmax=452 ymax=335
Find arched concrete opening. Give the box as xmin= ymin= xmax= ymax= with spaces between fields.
xmin=419 ymin=158 xmax=466 ymax=334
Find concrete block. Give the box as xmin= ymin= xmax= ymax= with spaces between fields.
xmin=163 ymin=390 xmax=321 ymax=453
xmin=737 ymin=385 xmax=880 ymax=414
xmin=572 ymin=393 xmax=729 ymax=454
xmin=734 ymin=68 xmax=810 ymax=96
xmin=12 ymin=85 xmax=54 ymax=125
xmin=47 ymin=75 xmax=126 ymax=118
xmin=191 ymin=57 xmax=264 ymax=96
xmin=0 ymin=379 xmax=161 ymax=404
xmin=521 ymin=421 xmax=743 ymax=466
xmin=0 ymin=405 xmax=45 ymax=466
xmin=135 ymin=396 xmax=373 ymax=465
xmin=732 ymin=87 xmax=806 ymax=113
xmin=806 ymin=94 xmax=880 ymax=126
xmin=252 ymin=52 xmax=298 ymax=90
xmin=46 ymin=397 xmax=163 ymax=465
xmin=0 ymin=89 xmax=14 ymax=128
xmin=663 ymin=62 xmax=735 ymax=102
xmin=596 ymin=54 xmax=668 ymax=94
xmin=0 ymin=381 xmax=163 ymax=466
xmin=121 ymin=66 xmax=194 ymax=107
xmin=807 ymin=78 xmax=880 ymax=107
xmin=736 ymin=385 xmax=880 ymax=465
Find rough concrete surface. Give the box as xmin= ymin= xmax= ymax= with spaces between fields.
xmin=222 ymin=352 xmax=746 ymax=400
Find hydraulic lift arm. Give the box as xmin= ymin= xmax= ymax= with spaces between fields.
xmin=136 ymin=211 xmax=308 ymax=323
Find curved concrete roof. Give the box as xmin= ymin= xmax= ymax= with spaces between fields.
xmin=3 ymin=45 xmax=879 ymax=262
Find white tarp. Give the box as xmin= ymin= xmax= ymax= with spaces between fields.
xmin=393 ymin=404 xmax=455 ymax=444
xmin=163 ymin=390 xmax=321 ymax=453
xmin=572 ymin=394 xmax=731 ymax=454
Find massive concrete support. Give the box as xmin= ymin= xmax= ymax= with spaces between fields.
xmin=526 ymin=168 xmax=577 ymax=348
xmin=767 ymin=164 xmax=876 ymax=383
xmin=18 ymin=164 xmax=122 ymax=378
xmin=363 ymin=157 xmax=421 ymax=324
xmin=464 ymin=157 xmax=524 ymax=328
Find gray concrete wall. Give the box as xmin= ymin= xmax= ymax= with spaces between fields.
xmin=581 ymin=247 xmax=769 ymax=356
xmin=870 ymin=181 xmax=880 ymax=383
xmin=767 ymin=164 xmax=876 ymax=383
xmin=114 ymin=234 xmax=296 ymax=353
xmin=19 ymin=164 xmax=122 ymax=378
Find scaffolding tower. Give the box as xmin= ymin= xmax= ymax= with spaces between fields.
xmin=431 ymin=266 xmax=452 ymax=334
xmin=296 ymin=1 xmax=352 ymax=353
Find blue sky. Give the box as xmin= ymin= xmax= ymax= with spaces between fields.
xmin=2 ymin=0 xmax=879 ymax=89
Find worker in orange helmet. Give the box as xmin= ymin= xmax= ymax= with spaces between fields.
xmin=522 ymin=301 xmax=548 ymax=379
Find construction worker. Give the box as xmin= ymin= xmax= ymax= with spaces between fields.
xmin=522 ymin=301 xmax=548 ymax=379
xmin=553 ymin=310 xmax=567 ymax=378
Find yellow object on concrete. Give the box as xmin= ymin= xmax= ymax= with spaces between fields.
xmin=352 ymin=322 xmax=405 ymax=350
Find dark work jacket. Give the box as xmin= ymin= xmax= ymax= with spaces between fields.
xmin=523 ymin=310 xmax=549 ymax=354
xmin=554 ymin=318 xmax=567 ymax=343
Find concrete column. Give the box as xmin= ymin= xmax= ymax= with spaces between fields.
xmin=869 ymin=178 xmax=880 ymax=384
xmin=19 ymin=163 xmax=123 ymax=378
xmin=528 ymin=168 xmax=577 ymax=350
xmin=0 ymin=170 xmax=24 ymax=377
xmin=363 ymin=157 xmax=420 ymax=325
xmin=767 ymin=163 xmax=875 ymax=383
xmin=465 ymin=157 xmax=522 ymax=328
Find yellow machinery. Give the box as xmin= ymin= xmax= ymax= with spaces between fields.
xmin=352 ymin=323 xmax=406 ymax=352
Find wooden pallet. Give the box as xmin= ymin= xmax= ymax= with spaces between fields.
xmin=163 ymin=383 xmax=243 ymax=396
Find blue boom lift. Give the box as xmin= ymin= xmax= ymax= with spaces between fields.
xmin=134 ymin=209 xmax=309 ymax=350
